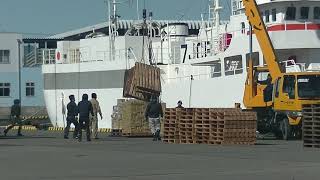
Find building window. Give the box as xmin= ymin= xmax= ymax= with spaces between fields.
xmin=26 ymin=82 xmax=35 ymax=97
xmin=300 ymin=7 xmax=309 ymax=19
xmin=272 ymin=9 xmax=277 ymax=21
xmin=0 ymin=83 xmax=10 ymax=97
xmin=265 ymin=10 xmax=270 ymax=22
xmin=285 ymin=7 xmax=296 ymax=20
xmin=0 ymin=50 xmax=10 ymax=64
xmin=314 ymin=7 xmax=320 ymax=19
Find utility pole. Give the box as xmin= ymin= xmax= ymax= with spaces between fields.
xmin=17 ymin=39 xmax=22 ymax=105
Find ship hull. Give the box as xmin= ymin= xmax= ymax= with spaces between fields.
xmin=43 ymin=64 xmax=246 ymax=128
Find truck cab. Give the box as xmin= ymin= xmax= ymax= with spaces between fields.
xmin=272 ymin=72 xmax=320 ymax=129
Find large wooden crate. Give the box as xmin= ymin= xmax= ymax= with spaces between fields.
xmin=303 ymin=104 xmax=320 ymax=148
xmin=111 ymin=99 xmax=166 ymax=137
xmin=123 ymin=62 xmax=161 ymax=101
xmin=111 ymin=99 xmax=150 ymax=136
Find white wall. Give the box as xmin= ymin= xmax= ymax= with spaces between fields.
xmin=56 ymin=41 xmax=80 ymax=64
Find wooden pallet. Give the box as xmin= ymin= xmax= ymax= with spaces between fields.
xmin=123 ymin=62 xmax=161 ymax=101
xmin=179 ymin=139 xmax=195 ymax=144
xmin=303 ymin=104 xmax=320 ymax=148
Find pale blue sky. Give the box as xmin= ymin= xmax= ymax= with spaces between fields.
xmin=0 ymin=0 xmax=231 ymax=36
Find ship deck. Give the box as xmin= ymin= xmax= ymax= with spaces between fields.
xmin=0 ymin=131 xmax=319 ymax=180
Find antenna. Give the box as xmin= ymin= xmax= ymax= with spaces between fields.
xmin=136 ymin=0 xmax=140 ymax=20
xmin=107 ymin=0 xmax=119 ymax=61
xmin=214 ymin=0 xmax=222 ymax=27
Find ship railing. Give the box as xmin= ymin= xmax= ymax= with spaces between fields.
xmin=161 ymin=63 xmax=223 ymax=82
xmin=151 ymin=47 xmax=182 ymax=65
xmin=164 ymin=72 xmax=212 ymax=81
xmin=282 ymin=21 xmax=314 ymax=31
xmin=93 ymin=49 xmax=130 ymax=62
xmin=281 ymin=59 xmax=306 ymax=73
xmin=39 ymin=49 xmax=56 ymax=65
xmin=80 ymin=48 xmax=145 ymax=63
xmin=163 ymin=71 xmax=223 ymax=83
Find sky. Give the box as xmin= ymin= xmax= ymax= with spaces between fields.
xmin=0 ymin=0 xmax=231 ymax=36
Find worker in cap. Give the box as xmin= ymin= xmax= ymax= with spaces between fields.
xmin=4 ymin=99 xmax=23 ymax=136
xmin=89 ymin=93 xmax=103 ymax=139
xmin=64 ymin=95 xmax=79 ymax=139
xmin=77 ymin=94 xmax=94 ymax=142
xmin=177 ymin=100 xmax=184 ymax=108
xmin=145 ymin=95 xmax=163 ymax=141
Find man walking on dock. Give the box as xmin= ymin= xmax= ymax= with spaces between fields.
xmin=64 ymin=95 xmax=79 ymax=139
xmin=90 ymin=93 xmax=103 ymax=139
xmin=78 ymin=94 xmax=94 ymax=142
xmin=145 ymin=96 xmax=163 ymax=141
xmin=4 ymin=99 xmax=23 ymax=136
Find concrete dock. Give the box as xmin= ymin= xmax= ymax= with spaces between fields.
xmin=0 ymin=130 xmax=319 ymax=180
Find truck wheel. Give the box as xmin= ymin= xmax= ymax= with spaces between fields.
xmin=280 ymin=118 xmax=291 ymax=140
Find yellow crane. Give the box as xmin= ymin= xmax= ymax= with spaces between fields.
xmin=243 ymin=0 xmax=320 ymax=139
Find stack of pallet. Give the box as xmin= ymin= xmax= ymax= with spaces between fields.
xmin=123 ymin=62 xmax=161 ymax=101
xmin=220 ymin=110 xmax=257 ymax=145
xmin=111 ymin=99 xmax=150 ymax=136
xmin=303 ymin=104 xmax=320 ymax=148
xmin=163 ymin=108 xmax=180 ymax=143
xmin=163 ymin=108 xmax=257 ymax=145
xmin=179 ymin=108 xmax=195 ymax=144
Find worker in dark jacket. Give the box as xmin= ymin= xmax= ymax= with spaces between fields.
xmin=4 ymin=99 xmax=23 ymax=136
xmin=176 ymin=100 xmax=184 ymax=108
xmin=145 ymin=95 xmax=163 ymax=141
xmin=64 ymin=95 xmax=79 ymax=139
xmin=77 ymin=94 xmax=94 ymax=142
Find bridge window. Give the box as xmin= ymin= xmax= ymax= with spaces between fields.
xmin=210 ymin=62 xmax=222 ymax=78
xmin=314 ymin=7 xmax=320 ymax=19
xmin=285 ymin=7 xmax=296 ymax=20
xmin=300 ymin=7 xmax=309 ymax=19
xmin=272 ymin=9 xmax=277 ymax=21
xmin=241 ymin=22 xmax=246 ymax=34
xmin=265 ymin=10 xmax=270 ymax=22
xmin=224 ymin=55 xmax=243 ymax=76
xmin=246 ymin=52 xmax=259 ymax=67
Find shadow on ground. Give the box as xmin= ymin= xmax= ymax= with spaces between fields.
xmin=0 ymin=136 xmax=56 ymax=139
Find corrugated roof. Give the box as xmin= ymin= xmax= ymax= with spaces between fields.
xmin=50 ymin=20 xmax=212 ymax=39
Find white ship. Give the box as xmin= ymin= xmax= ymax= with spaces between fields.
xmin=42 ymin=0 xmax=320 ymax=128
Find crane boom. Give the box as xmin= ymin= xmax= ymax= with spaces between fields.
xmin=243 ymin=0 xmax=282 ymax=80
